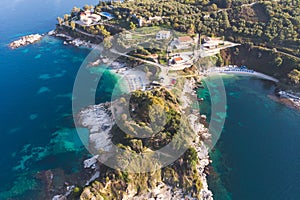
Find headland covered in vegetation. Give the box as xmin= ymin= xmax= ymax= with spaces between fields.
xmin=9 ymin=0 xmax=300 ymax=97
xmin=48 ymin=0 xmax=300 ymax=106
xmin=9 ymin=0 xmax=300 ymax=199
xmin=9 ymin=0 xmax=300 ymax=92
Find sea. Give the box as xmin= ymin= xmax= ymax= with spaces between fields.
xmin=0 ymin=0 xmax=122 ymax=199
xmin=1 ymin=0 xmax=300 ymax=199
xmin=199 ymin=75 xmax=300 ymax=200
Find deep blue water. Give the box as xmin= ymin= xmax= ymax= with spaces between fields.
xmin=0 ymin=0 xmax=122 ymax=199
xmin=2 ymin=0 xmax=300 ymax=199
xmin=200 ymin=76 xmax=300 ymax=200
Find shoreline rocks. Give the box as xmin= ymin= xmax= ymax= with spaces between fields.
xmin=76 ymin=82 xmax=214 ymax=199
xmin=76 ymin=104 xmax=114 ymax=156
xmin=276 ymin=90 xmax=300 ymax=110
xmin=52 ymin=29 xmax=100 ymax=49
xmin=270 ymin=94 xmax=300 ymax=111
xmin=184 ymin=79 xmax=214 ymax=200
xmin=9 ymin=34 xmax=43 ymax=49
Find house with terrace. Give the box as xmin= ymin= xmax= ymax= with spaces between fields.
xmin=202 ymin=37 xmax=225 ymax=49
xmin=79 ymin=10 xmax=101 ymax=26
xmin=156 ymin=31 xmax=171 ymax=40
xmin=172 ymin=36 xmax=195 ymax=50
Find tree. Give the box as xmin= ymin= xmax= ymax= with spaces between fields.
xmin=188 ymin=24 xmax=195 ymax=34
xmin=70 ymin=21 xmax=76 ymax=30
xmin=71 ymin=7 xmax=80 ymax=16
xmin=103 ymin=37 xmax=112 ymax=49
xmin=288 ymin=69 xmax=300 ymax=84
xmin=97 ymin=25 xmax=111 ymax=37
xmin=222 ymin=12 xmax=230 ymax=28
xmin=84 ymin=4 xmax=90 ymax=11
xmin=225 ymin=0 xmax=232 ymax=8
xmin=275 ymin=56 xmax=283 ymax=67
xmin=216 ymin=53 xmax=223 ymax=66
xmin=210 ymin=3 xmax=218 ymax=11
xmin=57 ymin=17 xmax=63 ymax=26
xmin=63 ymin=14 xmax=69 ymax=22
xmin=130 ymin=22 xmax=137 ymax=30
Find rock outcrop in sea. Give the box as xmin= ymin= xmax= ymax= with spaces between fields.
xmin=9 ymin=34 xmax=43 ymax=49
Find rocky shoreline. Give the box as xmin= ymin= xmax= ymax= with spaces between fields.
xmin=72 ymin=78 xmax=213 ymax=200
xmin=48 ymin=27 xmax=211 ymax=200
xmin=182 ymin=78 xmax=213 ymax=200
xmin=269 ymin=92 xmax=300 ymax=111
xmin=9 ymin=34 xmax=43 ymax=49
xmin=48 ymin=30 xmax=99 ymax=49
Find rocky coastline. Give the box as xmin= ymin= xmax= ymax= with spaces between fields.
xmin=9 ymin=34 xmax=43 ymax=49
xmin=268 ymin=89 xmax=300 ymax=111
xmin=48 ymin=30 xmax=99 ymax=49
xmin=50 ymin=26 xmax=215 ymax=198
xmin=182 ymin=78 xmax=213 ymax=200
xmin=71 ymin=78 xmax=214 ymax=200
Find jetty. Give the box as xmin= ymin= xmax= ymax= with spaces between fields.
xmin=9 ymin=34 xmax=43 ymax=49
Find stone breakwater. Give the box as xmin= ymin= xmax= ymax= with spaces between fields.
xmin=9 ymin=34 xmax=43 ymax=49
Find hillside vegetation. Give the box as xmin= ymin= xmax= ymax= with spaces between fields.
xmin=79 ymin=88 xmax=204 ymax=199
xmin=59 ymin=0 xmax=300 ymax=89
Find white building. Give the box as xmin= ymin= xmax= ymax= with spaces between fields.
xmin=79 ymin=10 xmax=101 ymax=26
xmin=173 ymin=36 xmax=194 ymax=49
xmin=80 ymin=14 xmax=93 ymax=25
xmin=156 ymin=31 xmax=171 ymax=40
xmin=202 ymin=37 xmax=224 ymax=49
xmin=90 ymin=14 xmax=101 ymax=22
xmin=138 ymin=17 xmax=143 ymax=27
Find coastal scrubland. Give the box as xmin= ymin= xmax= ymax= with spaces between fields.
xmin=58 ymin=0 xmax=300 ymax=91
xmin=79 ymin=88 xmax=207 ymax=200
xmin=53 ymin=0 xmax=300 ymax=199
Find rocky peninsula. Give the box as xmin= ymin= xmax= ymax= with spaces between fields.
xmin=9 ymin=34 xmax=43 ymax=49
xmin=72 ymin=86 xmax=213 ymax=200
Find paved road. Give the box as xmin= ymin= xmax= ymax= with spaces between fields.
xmin=110 ymin=49 xmax=171 ymax=85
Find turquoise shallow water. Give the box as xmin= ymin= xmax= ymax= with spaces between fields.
xmin=0 ymin=0 xmax=124 ymax=199
xmin=199 ymin=76 xmax=300 ymax=200
xmin=0 ymin=37 xmax=122 ymax=199
xmin=2 ymin=0 xmax=300 ymax=199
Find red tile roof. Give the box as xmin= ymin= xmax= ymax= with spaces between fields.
xmin=178 ymin=36 xmax=193 ymax=43
xmin=174 ymin=57 xmax=183 ymax=61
